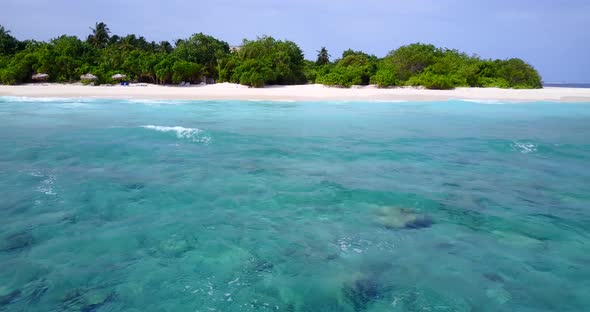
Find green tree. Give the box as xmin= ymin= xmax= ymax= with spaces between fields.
xmin=172 ymin=60 xmax=203 ymax=84
xmin=155 ymin=55 xmax=175 ymax=84
xmin=43 ymin=35 xmax=95 ymax=82
xmin=316 ymin=50 xmax=377 ymax=87
xmin=227 ymin=36 xmax=305 ymax=87
xmin=173 ymin=33 xmax=230 ymax=81
xmin=496 ymin=58 xmax=542 ymax=88
xmin=158 ymin=41 xmax=173 ymax=54
xmin=316 ymin=47 xmax=330 ymax=65
xmin=385 ymin=43 xmax=442 ymax=82
xmin=87 ymin=22 xmax=111 ymax=49
xmin=0 ymin=25 xmax=23 ymax=55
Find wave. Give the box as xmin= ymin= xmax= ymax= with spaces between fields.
xmin=512 ymin=141 xmax=537 ymax=154
xmin=128 ymin=99 xmax=188 ymax=105
xmin=245 ymin=99 xmax=297 ymax=103
xmin=0 ymin=96 xmax=190 ymax=106
xmin=454 ymin=99 xmax=507 ymax=104
xmin=371 ymin=100 xmax=408 ymax=103
xmin=140 ymin=125 xmax=211 ymax=144
xmin=0 ymin=96 xmax=96 ymax=103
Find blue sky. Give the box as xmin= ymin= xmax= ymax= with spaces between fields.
xmin=2 ymin=0 xmax=589 ymax=82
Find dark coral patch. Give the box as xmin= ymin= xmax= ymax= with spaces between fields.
xmin=342 ymin=276 xmax=381 ymax=311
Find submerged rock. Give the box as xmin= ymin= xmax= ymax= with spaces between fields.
xmin=0 ymin=230 xmax=34 ymax=252
xmin=149 ymin=234 xmax=197 ymax=258
xmin=253 ymin=260 xmax=274 ymax=273
xmin=0 ymin=288 xmax=21 ymax=306
xmin=483 ymin=272 xmax=504 ymax=283
xmin=374 ymin=207 xmax=433 ymax=230
xmin=486 ymin=286 xmax=511 ymax=305
xmin=124 ymin=183 xmax=145 ymax=191
xmin=342 ymin=274 xmax=381 ymax=311
xmin=62 ymin=288 xmax=116 ymax=312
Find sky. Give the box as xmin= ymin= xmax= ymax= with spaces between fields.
xmin=1 ymin=0 xmax=589 ymax=83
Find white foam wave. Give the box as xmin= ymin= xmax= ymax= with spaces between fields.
xmin=456 ymin=99 xmax=506 ymax=104
xmin=141 ymin=125 xmax=211 ymax=143
xmin=512 ymin=141 xmax=537 ymax=154
xmin=128 ymin=99 xmax=187 ymax=105
xmin=56 ymin=102 xmax=89 ymax=108
xmin=371 ymin=100 xmax=407 ymax=103
xmin=245 ymin=99 xmax=297 ymax=103
xmin=0 ymin=96 xmax=93 ymax=103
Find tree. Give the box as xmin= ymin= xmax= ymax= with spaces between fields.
xmin=225 ymin=36 xmax=305 ymax=87
xmin=316 ymin=47 xmax=330 ymax=65
xmin=315 ymin=50 xmax=378 ymax=87
xmin=385 ymin=43 xmax=442 ymax=82
xmin=158 ymin=41 xmax=173 ymax=54
xmin=173 ymin=33 xmax=230 ymax=80
xmin=495 ymin=58 xmax=542 ymax=89
xmin=43 ymin=35 xmax=94 ymax=82
xmin=87 ymin=22 xmax=111 ymax=49
xmin=0 ymin=25 xmax=22 ymax=55
xmin=172 ymin=60 xmax=203 ymax=83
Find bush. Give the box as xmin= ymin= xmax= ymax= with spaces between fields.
xmin=385 ymin=43 xmax=442 ymax=82
xmin=496 ymin=58 xmax=542 ymax=89
xmin=171 ymin=60 xmax=202 ymax=84
xmin=408 ymin=72 xmax=455 ymax=90
xmin=370 ymin=69 xmax=398 ymax=87
xmin=315 ymin=52 xmax=377 ymax=87
xmin=223 ymin=36 xmax=305 ymax=86
xmin=478 ymin=77 xmax=510 ymax=88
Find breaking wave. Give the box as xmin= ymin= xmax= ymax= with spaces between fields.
xmin=141 ymin=125 xmax=211 ymax=144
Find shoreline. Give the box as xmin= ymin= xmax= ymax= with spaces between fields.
xmin=1 ymin=83 xmax=590 ymax=102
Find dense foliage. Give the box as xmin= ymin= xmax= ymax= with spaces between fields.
xmin=0 ymin=23 xmax=542 ymax=89
xmin=312 ymin=44 xmax=542 ymax=89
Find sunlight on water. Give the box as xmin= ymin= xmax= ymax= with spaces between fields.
xmin=1 ymin=98 xmax=589 ymax=311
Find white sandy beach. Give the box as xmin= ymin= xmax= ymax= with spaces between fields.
xmin=1 ymin=83 xmax=589 ymax=102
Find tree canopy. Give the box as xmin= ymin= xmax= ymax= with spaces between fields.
xmin=316 ymin=47 xmax=330 ymax=66
xmin=87 ymin=22 xmax=111 ymax=49
xmin=0 ymin=24 xmax=543 ymax=89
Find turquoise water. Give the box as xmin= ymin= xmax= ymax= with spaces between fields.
xmin=1 ymin=97 xmax=589 ymax=312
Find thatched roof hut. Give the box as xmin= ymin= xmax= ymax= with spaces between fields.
xmin=80 ymin=73 xmax=98 ymax=81
xmin=111 ymin=73 xmax=126 ymax=80
xmin=32 ymin=73 xmax=49 ymax=81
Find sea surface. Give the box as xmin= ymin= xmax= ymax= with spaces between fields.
xmin=544 ymin=83 xmax=590 ymax=88
xmin=1 ymin=97 xmax=589 ymax=312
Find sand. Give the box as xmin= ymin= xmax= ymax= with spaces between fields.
xmin=1 ymin=83 xmax=590 ymax=102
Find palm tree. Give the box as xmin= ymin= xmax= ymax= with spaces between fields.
xmin=159 ymin=41 xmax=173 ymax=54
xmin=0 ymin=25 xmax=20 ymax=55
xmin=0 ymin=25 xmax=10 ymax=36
xmin=316 ymin=47 xmax=330 ymax=65
xmin=87 ymin=22 xmax=111 ymax=49
xmin=119 ymin=35 xmax=136 ymax=51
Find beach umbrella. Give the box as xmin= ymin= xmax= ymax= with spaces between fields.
xmin=80 ymin=73 xmax=98 ymax=81
xmin=31 ymin=73 xmax=49 ymax=81
xmin=111 ymin=73 xmax=126 ymax=80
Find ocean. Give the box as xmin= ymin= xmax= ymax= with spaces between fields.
xmin=544 ymin=83 xmax=590 ymax=88
xmin=1 ymin=97 xmax=589 ymax=311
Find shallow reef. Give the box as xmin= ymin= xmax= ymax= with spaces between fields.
xmin=373 ymin=206 xmax=434 ymax=230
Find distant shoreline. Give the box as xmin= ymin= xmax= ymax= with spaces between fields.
xmin=1 ymin=83 xmax=590 ymax=103
xmin=543 ymin=83 xmax=590 ymax=89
